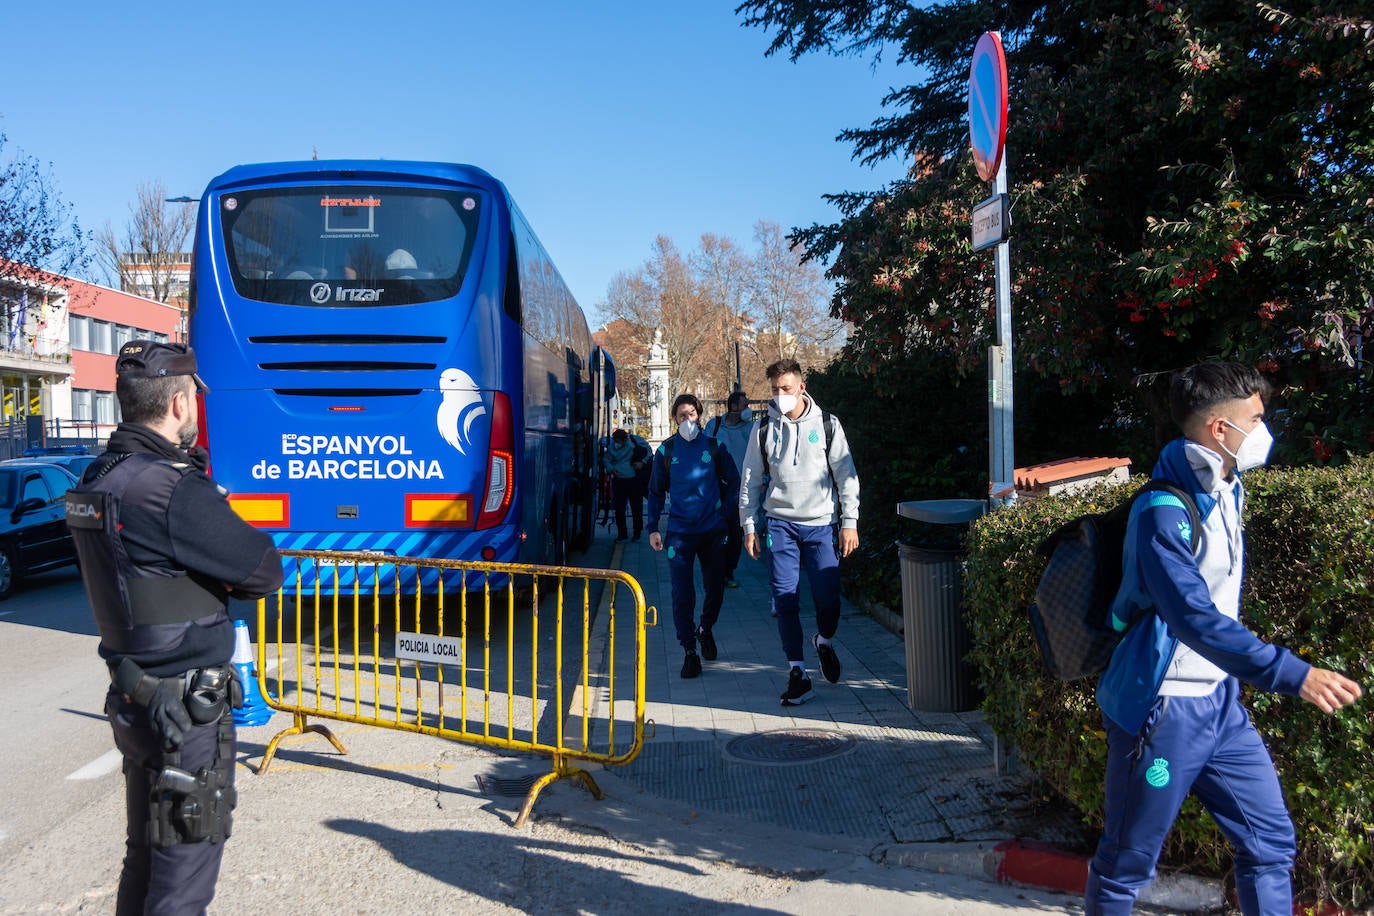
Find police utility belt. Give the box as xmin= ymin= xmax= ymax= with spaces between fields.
xmin=111 ymin=657 xmax=242 ymax=725
xmin=113 ymin=658 xmax=242 ymax=846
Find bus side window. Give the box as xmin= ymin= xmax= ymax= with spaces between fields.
xmin=503 ymin=235 xmax=521 ymax=323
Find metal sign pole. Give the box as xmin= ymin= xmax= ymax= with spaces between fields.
xmin=987 ymin=155 xmax=1015 ymax=506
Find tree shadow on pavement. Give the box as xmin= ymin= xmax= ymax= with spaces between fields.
xmin=324 ymin=817 xmax=788 ymax=914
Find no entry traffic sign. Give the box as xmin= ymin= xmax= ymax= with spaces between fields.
xmin=968 ymin=31 xmax=1008 ymax=183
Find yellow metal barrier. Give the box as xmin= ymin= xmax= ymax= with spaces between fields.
xmin=252 ymin=549 xmax=656 ymax=827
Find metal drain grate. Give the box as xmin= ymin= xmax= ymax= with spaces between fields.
xmin=724 ymin=729 xmax=858 ymax=765
xmin=475 ymin=773 xmax=541 ymax=797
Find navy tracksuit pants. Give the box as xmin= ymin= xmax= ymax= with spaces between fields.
xmin=766 ymin=518 xmax=841 ymax=662
xmin=665 ymin=528 xmax=728 ymax=650
xmin=1086 ymin=677 xmax=1296 ymax=915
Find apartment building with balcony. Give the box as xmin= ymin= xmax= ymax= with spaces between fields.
xmin=0 ymin=267 xmax=180 ymax=454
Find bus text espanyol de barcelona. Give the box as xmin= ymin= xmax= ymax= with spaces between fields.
xmin=251 ymin=434 xmax=445 ymax=481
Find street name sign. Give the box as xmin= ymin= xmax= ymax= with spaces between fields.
xmin=971 ymin=194 xmax=1008 ymax=251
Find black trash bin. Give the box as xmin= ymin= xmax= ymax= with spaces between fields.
xmin=897 ymin=499 xmax=987 ymax=712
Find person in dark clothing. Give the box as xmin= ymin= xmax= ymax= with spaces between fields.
xmin=66 ymin=340 xmax=283 ymax=916
xmin=630 ymin=431 xmax=652 ymax=532
xmin=706 ymin=390 xmax=753 ymax=587
xmin=604 ymin=428 xmax=644 ymax=541
xmin=647 ymin=393 xmax=739 ymax=678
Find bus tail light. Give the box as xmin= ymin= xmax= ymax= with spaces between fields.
xmin=229 ymin=493 xmax=290 ymax=528
xmin=195 ymin=390 xmax=212 ymax=475
xmin=476 ymin=392 xmax=514 ymax=530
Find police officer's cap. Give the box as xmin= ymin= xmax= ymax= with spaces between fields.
xmin=116 ymin=340 xmax=210 ymax=392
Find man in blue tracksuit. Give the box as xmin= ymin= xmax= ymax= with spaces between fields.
xmin=647 ymin=393 xmax=740 ymax=679
xmin=1086 ymin=362 xmax=1362 ymax=915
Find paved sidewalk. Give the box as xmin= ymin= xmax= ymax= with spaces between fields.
xmin=606 ymin=532 xmax=1087 ymax=847
xmin=548 ymin=530 xmax=1224 ymax=912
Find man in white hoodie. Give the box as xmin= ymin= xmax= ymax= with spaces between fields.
xmin=741 ymin=359 xmax=860 ymax=706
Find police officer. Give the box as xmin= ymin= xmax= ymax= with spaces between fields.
xmin=66 ymin=340 xmax=283 ymax=916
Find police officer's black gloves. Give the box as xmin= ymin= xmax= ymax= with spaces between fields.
xmin=148 ymin=678 xmax=193 ymax=749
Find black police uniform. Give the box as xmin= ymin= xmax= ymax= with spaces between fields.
xmin=68 ymin=417 xmax=282 ymax=916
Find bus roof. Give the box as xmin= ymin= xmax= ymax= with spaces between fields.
xmin=205 ymin=160 xmax=503 ymax=194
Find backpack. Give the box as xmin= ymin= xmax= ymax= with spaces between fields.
xmin=1027 ymin=479 xmax=1201 ymax=681
xmin=758 ymin=410 xmax=836 ymax=479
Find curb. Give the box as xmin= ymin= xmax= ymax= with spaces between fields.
xmin=876 ymin=839 xmax=1224 ymax=913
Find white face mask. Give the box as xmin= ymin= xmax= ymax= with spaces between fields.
xmin=773 ymin=394 xmax=799 ymax=415
xmin=678 ymin=419 xmax=699 ymax=441
xmin=739 ymin=407 xmax=753 ymax=422
xmin=1222 ymin=420 xmax=1273 ymax=471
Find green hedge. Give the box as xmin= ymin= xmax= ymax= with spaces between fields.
xmin=964 ymin=457 xmax=1374 ymax=908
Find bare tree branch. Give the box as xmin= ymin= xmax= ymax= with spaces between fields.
xmin=96 ymin=179 xmax=195 ymax=302
xmin=596 ymin=226 xmax=844 ymax=409
xmin=0 ymin=132 xmax=88 ymax=288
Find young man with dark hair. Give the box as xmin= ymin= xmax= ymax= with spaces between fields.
xmin=647 ymin=393 xmax=740 ymax=678
xmin=1086 ymin=361 xmax=1362 ymax=914
xmin=67 ymin=341 xmax=284 ymax=915
xmin=741 ymin=359 xmax=860 ymax=706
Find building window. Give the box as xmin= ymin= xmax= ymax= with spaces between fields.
xmin=70 ymin=316 xmax=90 ymax=351
xmin=72 ymin=389 xmax=92 ymax=422
xmin=114 ymin=324 xmax=133 ymax=350
xmin=94 ymin=391 xmax=117 ymax=425
xmin=91 ymin=320 xmax=113 ymax=355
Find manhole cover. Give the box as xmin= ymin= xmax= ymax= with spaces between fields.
xmin=724 ymin=729 xmax=858 ymax=765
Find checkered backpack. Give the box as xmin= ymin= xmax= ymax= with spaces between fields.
xmin=1027 ymin=480 xmax=1200 ymax=681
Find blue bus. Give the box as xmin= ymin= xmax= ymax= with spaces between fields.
xmin=188 ymin=160 xmax=615 ymax=588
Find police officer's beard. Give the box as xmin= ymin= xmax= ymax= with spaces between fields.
xmin=177 ymin=419 xmax=198 ymax=450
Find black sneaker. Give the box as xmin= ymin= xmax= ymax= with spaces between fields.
xmin=814 ymin=634 xmax=841 ymax=684
xmin=779 ymin=668 xmax=813 ymax=706
xmin=681 ymin=652 xmax=702 ymax=679
xmin=697 ymin=626 xmax=717 ymax=661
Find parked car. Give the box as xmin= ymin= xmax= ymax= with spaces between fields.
xmin=11 ymin=453 xmax=99 ymax=480
xmin=0 ymin=460 xmax=80 ymax=599
xmin=23 ymin=445 xmax=90 ymax=457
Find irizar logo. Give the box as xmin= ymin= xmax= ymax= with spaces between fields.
xmin=335 ymin=287 xmax=384 ymax=302
xmin=309 ymin=283 xmax=384 ymax=304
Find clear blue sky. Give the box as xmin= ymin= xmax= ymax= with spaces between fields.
xmin=1 ymin=1 xmax=911 ymax=322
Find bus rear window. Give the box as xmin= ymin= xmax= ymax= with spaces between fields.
xmin=218 ymin=187 xmax=481 ymax=307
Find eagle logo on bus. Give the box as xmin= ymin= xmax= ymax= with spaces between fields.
xmin=437 ymin=368 xmax=486 ymax=455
